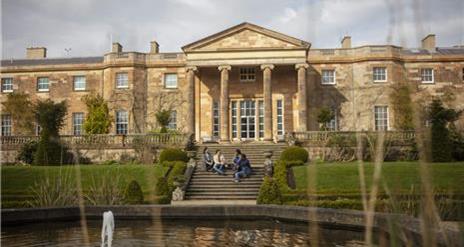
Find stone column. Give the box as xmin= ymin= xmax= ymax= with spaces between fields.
xmin=261 ymin=64 xmax=274 ymax=141
xmin=296 ymin=63 xmax=309 ymax=132
xmin=218 ymin=65 xmax=231 ymax=142
xmin=186 ymin=66 xmax=197 ymax=135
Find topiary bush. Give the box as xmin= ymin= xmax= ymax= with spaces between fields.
xmin=159 ymin=148 xmax=188 ymax=163
xmin=273 ymin=160 xmax=289 ymax=193
xmin=17 ymin=140 xmax=38 ymax=164
xmin=257 ymin=177 xmax=282 ymax=205
xmin=280 ymin=146 xmax=308 ymax=163
xmin=124 ymin=180 xmax=144 ymax=204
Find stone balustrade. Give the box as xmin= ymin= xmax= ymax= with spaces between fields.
xmin=0 ymin=133 xmax=188 ymax=150
xmin=289 ymin=131 xmax=416 ymax=146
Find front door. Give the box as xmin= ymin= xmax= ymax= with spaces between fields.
xmin=240 ymin=100 xmax=256 ymax=139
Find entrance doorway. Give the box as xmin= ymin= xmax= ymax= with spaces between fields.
xmin=240 ymin=100 xmax=256 ymax=139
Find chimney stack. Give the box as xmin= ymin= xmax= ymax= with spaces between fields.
xmin=421 ymin=34 xmax=436 ymax=51
xmin=112 ymin=42 xmax=123 ymax=53
xmin=150 ymin=41 xmax=159 ymax=54
xmin=341 ymin=36 xmax=351 ymax=49
xmin=26 ymin=47 xmax=47 ymax=59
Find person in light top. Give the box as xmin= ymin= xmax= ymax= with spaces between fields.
xmin=213 ymin=149 xmax=226 ymax=175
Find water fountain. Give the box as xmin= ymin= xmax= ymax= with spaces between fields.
xmin=101 ymin=211 xmax=114 ymax=247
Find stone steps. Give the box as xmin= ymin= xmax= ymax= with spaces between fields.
xmin=181 ymin=143 xmax=287 ymax=203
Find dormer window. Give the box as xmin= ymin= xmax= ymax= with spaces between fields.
xmin=240 ymin=67 xmax=255 ymax=82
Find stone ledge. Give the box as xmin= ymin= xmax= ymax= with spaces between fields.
xmin=2 ymin=205 xmax=461 ymax=245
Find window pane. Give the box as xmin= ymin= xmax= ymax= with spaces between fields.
xmin=73 ymin=113 xmax=84 ymax=135
xmin=73 ymin=76 xmax=86 ymax=90
xmin=276 ymin=100 xmax=283 ymax=135
xmin=116 ymin=73 xmax=128 ymax=88
xmin=321 ymin=70 xmax=335 ymax=84
xmin=116 ymin=111 xmax=128 ymax=134
xmin=240 ymin=67 xmax=255 ymax=81
xmin=1 ymin=114 xmax=12 ymax=136
xmin=168 ymin=110 xmax=177 ymax=130
xmin=421 ymin=68 xmax=433 ymax=83
xmin=2 ymin=78 xmax=13 ymax=92
xmin=374 ymin=106 xmax=388 ymax=131
xmin=37 ymin=77 xmax=49 ymax=91
xmin=373 ymin=67 xmax=386 ymax=82
xmin=164 ymin=74 xmax=178 ymax=88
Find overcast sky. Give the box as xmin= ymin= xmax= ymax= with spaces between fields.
xmin=1 ymin=0 xmax=463 ymax=59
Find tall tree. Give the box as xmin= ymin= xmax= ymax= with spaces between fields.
xmin=1 ymin=93 xmax=35 ymax=135
xmin=33 ymin=99 xmax=68 ymax=165
xmin=82 ymin=93 xmax=111 ymax=134
xmin=429 ymin=99 xmax=462 ymax=162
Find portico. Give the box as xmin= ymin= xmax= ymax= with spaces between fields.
xmin=182 ymin=22 xmax=310 ymax=142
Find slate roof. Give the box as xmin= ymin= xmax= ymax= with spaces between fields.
xmin=401 ymin=47 xmax=464 ymax=55
xmin=1 ymin=56 xmax=104 ymax=67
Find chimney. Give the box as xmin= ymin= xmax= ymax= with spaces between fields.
xmin=421 ymin=34 xmax=436 ymax=51
xmin=150 ymin=41 xmax=159 ymax=53
xmin=341 ymin=36 xmax=351 ymax=48
xmin=112 ymin=42 xmax=123 ymax=53
xmin=26 ymin=47 xmax=47 ymax=59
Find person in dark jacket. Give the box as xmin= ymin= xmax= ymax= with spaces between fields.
xmin=203 ymin=147 xmax=213 ymax=171
xmin=232 ymin=149 xmax=242 ymax=170
xmin=234 ymin=154 xmax=252 ymax=182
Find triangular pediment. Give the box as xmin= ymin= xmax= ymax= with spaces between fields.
xmin=182 ymin=22 xmax=310 ymax=52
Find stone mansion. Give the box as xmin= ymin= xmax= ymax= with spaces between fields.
xmin=1 ymin=22 xmax=463 ymax=142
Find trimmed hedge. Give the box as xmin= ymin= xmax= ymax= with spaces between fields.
xmin=257 ymin=177 xmax=282 ymax=205
xmin=274 ymin=160 xmax=289 ymax=193
xmin=159 ymin=148 xmax=188 ymax=163
xmin=280 ymin=146 xmax=308 ymax=163
xmin=124 ymin=180 xmax=144 ymax=204
xmin=155 ymin=161 xmax=187 ymax=204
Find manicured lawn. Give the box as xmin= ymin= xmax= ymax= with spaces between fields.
xmin=1 ymin=164 xmax=167 ymax=207
xmin=292 ymin=162 xmax=464 ymax=195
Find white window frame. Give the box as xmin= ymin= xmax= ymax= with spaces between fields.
xmin=1 ymin=114 xmax=12 ymax=136
xmin=321 ymin=69 xmax=336 ymax=85
xmin=421 ymin=68 xmax=434 ymax=84
xmin=37 ymin=77 xmax=49 ymax=92
xmin=115 ymin=110 xmax=128 ymax=135
xmin=115 ymin=73 xmax=129 ymax=89
xmin=1 ymin=78 xmax=13 ymax=93
xmin=73 ymin=76 xmax=86 ymax=91
xmin=212 ymin=101 xmax=220 ymax=137
xmin=239 ymin=67 xmax=256 ymax=82
xmin=276 ymin=99 xmax=284 ymax=136
xmin=373 ymin=67 xmax=387 ymax=83
xmin=167 ymin=110 xmax=177 ymax=130
xmin=72 ymin=112 xmax=84 ymax=136
xmin=231 ymin=101 xmax=237 ymax=139
xmin=374 ymin=106 xmax=389 ymax=131
xmin=164 ymin=73 xmax=178 ymax=89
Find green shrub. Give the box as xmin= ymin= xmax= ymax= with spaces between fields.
xmin=257 ymin=177 xmax=282 ymax=205
xmin=17 ymin=140 xmax=38 ymax=164
xmin=154 ymin=161 xmax=186 ymax=204
xmin=34 ymin=138 xmax=70 ymax=165
xmin=280 ymin=146 xmax=308 ymax=163
xmin=159 ymin=148 xmax=188 ymax=163
xmin=124 ymin=180 xmax=144 ymax=204
xmin=274 ymin=160 xmax=288 ymax=193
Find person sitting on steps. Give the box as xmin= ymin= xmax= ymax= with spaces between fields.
xmin=213 ymin=150 xmax=226 ymax=175
xmin=232 ymin=149 xmax=242 ymax=170
xmin=203 ymin=147 xmax=213 ymax=171
xmin=234 ymin=154 xmax=252 ymax=183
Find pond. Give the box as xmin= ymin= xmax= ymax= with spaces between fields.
xmin=1 ymin=218 xmax=372 ymax=246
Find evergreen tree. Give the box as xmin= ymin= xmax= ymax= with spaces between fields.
xmin=82 ymin=93 xmax=111 ymax=134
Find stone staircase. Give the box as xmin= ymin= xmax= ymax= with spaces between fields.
xmin=195 ymin=142 xmax=288 ymax=166
xmin=175 ymin=143 xmax=287 ymax=205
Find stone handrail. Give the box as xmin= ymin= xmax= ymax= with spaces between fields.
xmin=288 ymin=131 xmax=416 ymax=144
xmin=1 ymin=133 xmax=188 ymax=150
